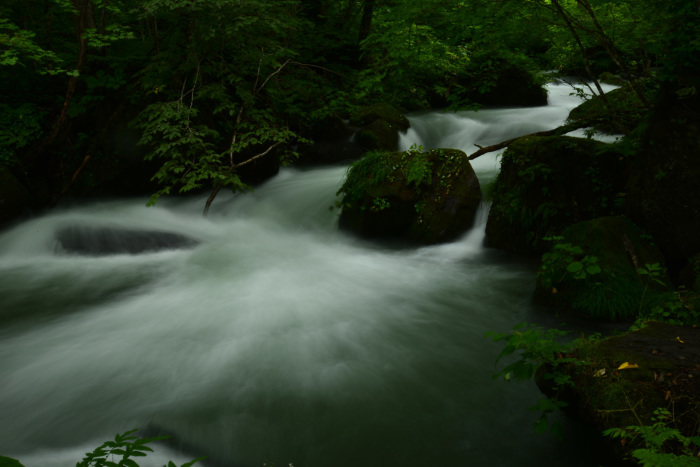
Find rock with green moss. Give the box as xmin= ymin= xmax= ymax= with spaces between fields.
xmin=537 ymin=322 xmax=700 ymax=462
xmin=485 ymin=135 xmax=627 ymax=254
xmin=567 ymin=84 xmax=654 ymax=133
xmin=459 ymin=61 xmax=548 ymax=107
xmin=337 ymin=148 xmax=481 ymax=244
xmin=535 ymin=216 xmax=673 ymax=320
xmin=625 ymin=90 xmax=700 ymax=276
xmin=350 ymin=103 xmax=410 ymax=151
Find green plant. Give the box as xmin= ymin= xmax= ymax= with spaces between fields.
xmin=76 ymin=429 xmax=204 ymax=467
xmin=486 ymin=323 xmax=588 ymax=437
xmin=604 ymin=408 xmax=700 ymax=466
xmin=538 ymin=237 xmax=602 ymax=291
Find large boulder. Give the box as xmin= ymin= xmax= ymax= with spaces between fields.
xmin=350 ymin=103 xmax=410 ymax=151
xmin=625 ymin=88 xmax=700 ymax=278
xmin=537 ymin=322 xmax=700 ymax=462
xmin=485 ymin=135 xmax=627 ymax=254
xmin=463 ymin=63 xmax=548 ymax=107
xmin=337 ymin=148 xmax=481 ymax=244
xmin=535 ymin=217 xmax=672 ymax=321
xmin=567 ymin=84 xmax=654 ymax=134
xmin=296 ymin=115 xmax=363 ymax=165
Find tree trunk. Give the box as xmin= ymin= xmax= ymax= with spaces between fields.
xmin=358 ymin=0 xmax=375 ymax=66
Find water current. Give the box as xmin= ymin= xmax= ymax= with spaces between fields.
xmin=0 ymin=82 xmax=621 ymax=466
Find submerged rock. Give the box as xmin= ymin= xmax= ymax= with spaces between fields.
xmin=337 ymin=147 xmax=481 ymax=244
xmin=485 ymin=135 xmax=627 ymax=254
xmin=55 ymin=225 xmax=198 ymax=255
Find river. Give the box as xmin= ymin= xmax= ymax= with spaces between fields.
xmin=0 ymin=82 xmax=621 ymax=466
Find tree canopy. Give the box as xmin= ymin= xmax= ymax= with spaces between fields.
xmin=1 ymin=0 xmax=697 ymax=213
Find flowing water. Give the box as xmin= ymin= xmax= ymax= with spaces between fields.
xmin=0 ymin=83 xmax=621 ymax=466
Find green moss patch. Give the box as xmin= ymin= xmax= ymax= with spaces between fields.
xmin=337 ymin=147 xmax=481 ymax=244
xmin=485 ymin=135 xmax=627 ymax=254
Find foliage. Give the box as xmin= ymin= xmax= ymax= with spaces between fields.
xmin=604 ymin=408 xmax=700 ymax=466
xmin=0 ymin=103 xmax=47 ymax=167
xmin=76 ymin=429 xmax=204 ymax=467
xmin=486 ymin=323 xmax=589 ymax=436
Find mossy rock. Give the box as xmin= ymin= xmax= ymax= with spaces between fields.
xmin=350 ymin=103 xmax=410 ymax=152
xmin=462 ymin=64 xmax=548 ymax=107
xmin=485 ymin=135 xmax=627 ymax=254
xmin=625 ymin=89 xmax=700 ymax=277
xmin=567 ymin=84 xmax=654 ymax=133
xmin=598 ymin=72 xmax=627 ymax=87
xmin=0 ymin=456 xmax=25 ymax=467
xmin=535 ymin=216 xmax=673 ymax=320
xmin=337 ymin=148 xmax=481 ymax=244
xmin=537 ymin=322 xmax=700 ymax=461
xmin=349 ymin=103 xmax=410 ymax=131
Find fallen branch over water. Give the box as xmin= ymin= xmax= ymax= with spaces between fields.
xmin=467 ymin=120 xmax=597 ymax=160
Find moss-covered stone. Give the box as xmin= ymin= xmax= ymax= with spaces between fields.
xmin=625 ymin=90 xmax=700 ymax=278
xmin=337 ymin=148 xmax=481 ymax=244
xmin=535 ymin=217 xmax=672 ymax=320
xmin=349 ymin=103 xmax=410 ymax=131
xmin=461 ymin=63 xmax=548 ymax=107
xmin=537 ymin=322 xmax=700 ymax=461
xmin=485 ymin=135 xmax=627 ymax=254
xmin=349 ymin=103 xmax=410 ymax=152
xmin=567 ymin=84 xmax=654 ymax=133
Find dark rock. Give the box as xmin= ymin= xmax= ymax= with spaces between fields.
xmin=625 ymin=89 xmax=700 ymax=278
xmin=349 ymin=103 xmax=410 ymax=131
xmin=55 ymin=225 xmax=198 ymax=255
xmin=338 ymin=148 xmax=481 ymax=244
xmin=535 ymin=216 xmax=672 ymax=320
xmin=0 ymin=167 xmax=31 ymax=226
xmin=464 ymin=64 xmax=548 ymax=107
xmin=567 ymin=84 xmax=654 ymax=133
xmin=537 ymin=322 xmax=700 ymax=461
xmin=349 ymin=103 xmax=410 ymax=151
xmin=485 ymin=135 xmax=627 ymax=254
xmin=296 ymin=115 xmax=364 ymax=165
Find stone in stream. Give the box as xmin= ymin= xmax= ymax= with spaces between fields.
xmin=55 ymin=225 xmax=198 ymax=255
xmin=337 ymin=147 xmax=481 ymax=244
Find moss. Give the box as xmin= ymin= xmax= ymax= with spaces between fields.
xmin=535 ymin=217 xmax=672 ymax=320
xmin=485 ymin=135 xmax=627 ymax=254
xmin=555 ymin=323 xmax=700 ymax=456
xmin=337 ymin=147 xmax=481 ymax=244
xmin=567 ymin=84 xmax=656 ymax=133
xmin=536 ymin=322 xmax=700 ymax=463
xmin=349 ymin=103 xmax=410 ymax=132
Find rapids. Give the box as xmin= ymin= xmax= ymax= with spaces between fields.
xmin=0 ymin=82 xmax=621 ymax=466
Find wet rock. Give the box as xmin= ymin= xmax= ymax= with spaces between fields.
xmin=485 ymin=135 xmax=627 ymax=254
xmin=350 ymin=103 xmax=410 ymax=151
xmin=55 ymin=225 xmax=198 ymax=255
xmin=537 ymin=322 xmax=700 ymax=460
xmin=338 ymin=148 xmax=481 ymax=244
xmin=625 ymin=89 xmax=700 ymax=278
xmin=296 ymin=115 xmax=363 ymax=165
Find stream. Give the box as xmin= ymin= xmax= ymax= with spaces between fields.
xmin=0 ymin=82 xmax=622 ymax=466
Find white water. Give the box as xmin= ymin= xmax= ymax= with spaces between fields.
xmin=0 ymin=84 xmax=619 ymax=466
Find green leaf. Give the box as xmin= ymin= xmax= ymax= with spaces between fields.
xmin=566 ymin=262 xmax=584 ymax=273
